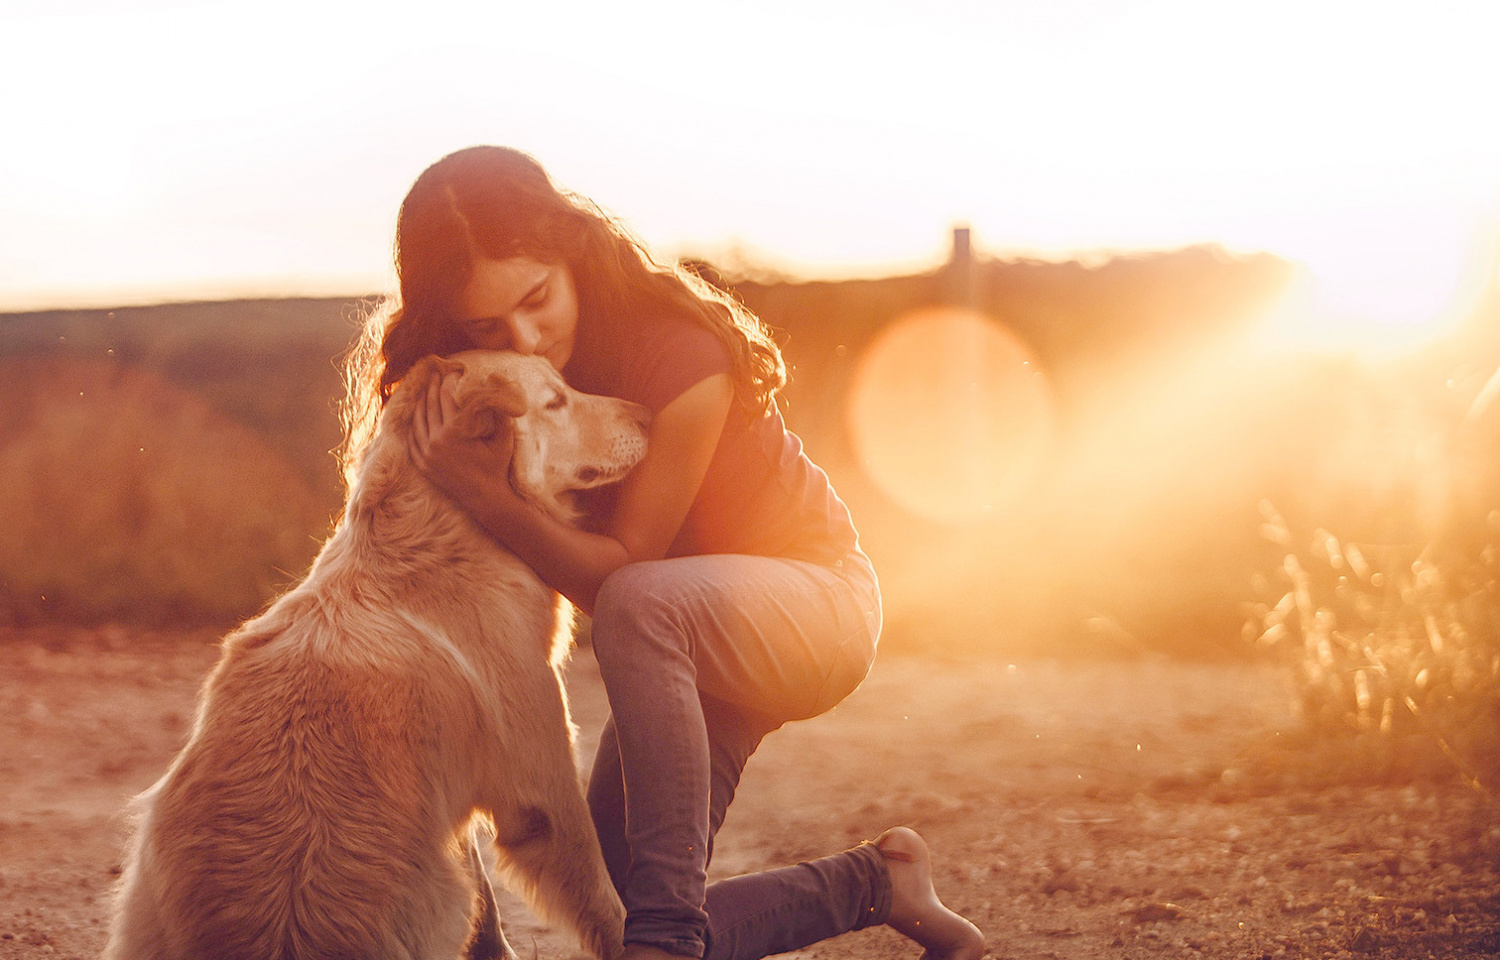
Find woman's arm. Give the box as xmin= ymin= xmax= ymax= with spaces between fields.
xmin=410 ymin=370 xmax=734 ymax=615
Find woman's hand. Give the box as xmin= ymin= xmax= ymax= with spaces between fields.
xmin=408 ymin=370 xmax=521 ymax=515
xmin=404 ymin=368 xmax=733 ymax=616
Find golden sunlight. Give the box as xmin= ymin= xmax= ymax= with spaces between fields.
xmin=845 ymin=307 xmax=1056 ymax=524
xmin=1251 ymin=220 xmax=1499 ymax=359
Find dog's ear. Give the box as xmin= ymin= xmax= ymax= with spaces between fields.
xmin=453 ymin=406 xmax=500 ymax=441
xmin=407 ymin=354 xmax=466 ymax=393
xmin=385 ymin=354 xmax=465 ymax=437
xmin=491 ymin=377 xmax=528 ymax=418
xmin=452 ymin=377 xmax=527 ymax=440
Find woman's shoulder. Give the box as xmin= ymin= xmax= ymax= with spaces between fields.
xmin=635 ymin=315 xmax=731 ymax=412
xmin=646 ymin=312 xmax=726 ymax=359
xmin=571 ymin=311 xmax=730 ymax=412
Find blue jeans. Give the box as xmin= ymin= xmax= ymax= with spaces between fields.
xmin=586 ymin=550 xmax=886 ymax=960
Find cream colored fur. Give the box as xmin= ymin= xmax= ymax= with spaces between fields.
xmin=105 ymin=351 xmax=644 ymax=960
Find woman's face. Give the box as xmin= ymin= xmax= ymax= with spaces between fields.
xmin=452 ymin=256 xmax=579 ymax=371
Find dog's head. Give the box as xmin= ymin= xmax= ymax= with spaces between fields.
xmin=400 ymin=350 xmax=649 ymax=523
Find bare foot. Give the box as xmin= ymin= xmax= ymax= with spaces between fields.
xmin=877 ymin=827 xmax=987 ymax=960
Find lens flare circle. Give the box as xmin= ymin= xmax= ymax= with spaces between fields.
xmin=846 ymin=307 xmax=1056 ymax=524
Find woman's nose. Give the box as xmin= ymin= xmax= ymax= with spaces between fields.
xmin=507 ymin=317 xmax=541 ymax=354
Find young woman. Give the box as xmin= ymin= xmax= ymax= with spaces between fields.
xmin=342 ymin=145 xmax=985 ymax=960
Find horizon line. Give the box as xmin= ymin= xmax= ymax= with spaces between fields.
xmin=0 ymin=238 xmax=1277 ymax=316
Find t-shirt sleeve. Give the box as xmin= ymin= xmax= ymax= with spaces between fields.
xmin=636 ymin=321 xmax=733 ymax=413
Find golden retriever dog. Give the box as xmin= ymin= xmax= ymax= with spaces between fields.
xmin=105 ymin=350 xmax=644 ymax=960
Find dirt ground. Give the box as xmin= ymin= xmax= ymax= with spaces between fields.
xmin=1 ymin=624 xmax=1496 ymax=960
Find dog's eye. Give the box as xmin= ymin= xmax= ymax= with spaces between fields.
xmin=544 ymin=393 xmax=568 ymax=411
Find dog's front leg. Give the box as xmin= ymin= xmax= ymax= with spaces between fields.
xmin=490 ymin=794 xmax=626 ymax=960
xmin=466 ymin=831 xmax=520 ymax=960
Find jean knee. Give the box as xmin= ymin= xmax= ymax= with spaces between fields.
xmin=591 ymin=563 xmax=686 ymax=673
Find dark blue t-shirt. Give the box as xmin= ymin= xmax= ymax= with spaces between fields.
xmin=564 ymin=311 xmax=860 ymax=566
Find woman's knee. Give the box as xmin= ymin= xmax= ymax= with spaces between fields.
xmin=591 ymin=562 xmax=688 ymax=670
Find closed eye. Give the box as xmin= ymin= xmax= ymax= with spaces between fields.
xmin=464 ymin=316 xmax=502 ymax=337
xmin=544 ymin=392 xmax=568 ymax=411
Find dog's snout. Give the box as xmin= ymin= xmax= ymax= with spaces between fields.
xmin=575 ymin=466 xmax=601 ymax=484
xmin=627 ymin=402 xmax=652 ymax=429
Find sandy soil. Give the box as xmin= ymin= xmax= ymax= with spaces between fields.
xmin=1 ymin=624 xmax=1496 ymax=960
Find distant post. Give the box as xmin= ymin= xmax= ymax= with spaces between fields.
xmin=946 ymin=225 xmax=976 ymax=309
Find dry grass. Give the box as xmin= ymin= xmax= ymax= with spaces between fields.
xmin=1248 ymin=500 xmax=1500 ymax=793
xmin=0 ymin=354 xmax=329 ymax=625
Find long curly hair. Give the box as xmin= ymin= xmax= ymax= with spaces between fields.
xmin=340 ymin=145 xmax=785 ymax=487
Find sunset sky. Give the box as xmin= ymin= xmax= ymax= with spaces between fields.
xmin=3 ymin=0 xmax=1497 ymax=350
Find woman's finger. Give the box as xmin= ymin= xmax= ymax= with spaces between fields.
xmin=409 ymin=396 xmax=429 ymax=466
xmin=494 ymin=413 xmax=517 ymax=458
xmin=438 ymin=371 xmax=461 ymax=422
xmin=425 ymin=374 xmax=445 ymax=438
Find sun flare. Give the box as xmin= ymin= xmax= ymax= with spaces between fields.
xmin=845 ymin=307 xmax=1057 ymax=524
